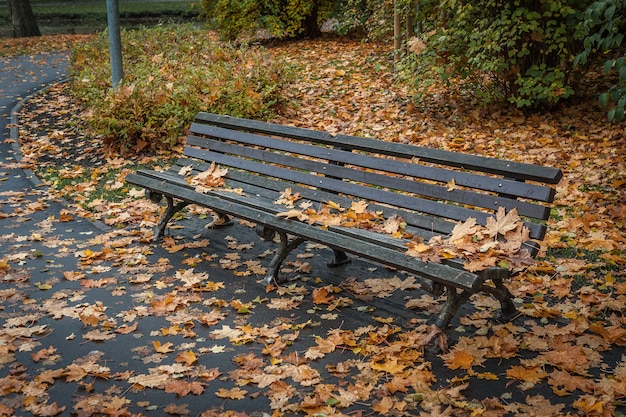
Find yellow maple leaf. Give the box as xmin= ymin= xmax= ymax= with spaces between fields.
xmin=153 ymin=340 xmax=174 ymax=353
xmin=371 ymin=358 xmax=407 ymax=374
xmin=443 ymin=349 xmax=474 ymax=370
xmin=175 ymin=350 xmax=198 ymax=366
xmin=325 ymin=200 xmax=344 ymax=211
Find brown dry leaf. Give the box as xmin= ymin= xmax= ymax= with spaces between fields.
xmin=25 ymin=401 xmax=65 ymax=417
xmin=274 ymin=187 xmax=302 ymax=207
xmin=178 ymin=165 xmax=193 ymax=176
xmin=276 ymin=209 xmax=310 ymax=221
xmin=215 ymin=387 xmax=247 ymax=400
xmin=372 ymin=396 xmax=394 ymax=413
xmin=312 ymin=286 xmax=335 ymax=304
xmin=449 ymin=217 xmax=478 ymax=243
xmin=350 ymin=200 xmax=369 ymax=214
xmin=485 ymin=207 xmax=520 ymax=237
xmin=176 ymin=268 xmax=208 ymax=287
xmin=443 ymin=349 xmax=474 ymax=370
xmin=115 ymin=322 xmax=138 ymax=335
xmin=506 ymin=366 xmax=548 ymax=384
xmin=165 ymin=380 xmax=205 ymax=397
xmin=371 ymin=358 xmax=407 ymax=374
xmin=163 ymin=403 xmax=190 ymax=415
xmin=128 ymin=373 xmax=169 ymax=389
xmin=188 ymin=162 xmax=228 ymax=192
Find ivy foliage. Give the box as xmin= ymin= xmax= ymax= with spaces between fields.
xmin=201 ymin=0 xmax=332 ymax=40
xmin=69 ymin=24 xmax=292 ymax=155
xmin=575 ymin=0 xmax=625 ymax=122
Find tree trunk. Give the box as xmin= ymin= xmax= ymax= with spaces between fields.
xmin=302 ymin=0 xmax=321 ymax=38
xmin=7 ymin=0 xmax=41 ymax=38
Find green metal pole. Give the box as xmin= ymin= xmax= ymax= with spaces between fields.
xmin=106 ymin=0 xmax=123 ymax=88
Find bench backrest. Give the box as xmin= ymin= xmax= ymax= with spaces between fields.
xmin=185 ymin=113 xmax=562 ymax=241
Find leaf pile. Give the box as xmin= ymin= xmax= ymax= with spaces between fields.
xmin=3 ymin=35 xmax=625 ymax=417
xmin=274 ymin=190 xmax=534 ymax=273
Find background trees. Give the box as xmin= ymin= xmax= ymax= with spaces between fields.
xmin=6 ymin=0 xmax=41 ymax=37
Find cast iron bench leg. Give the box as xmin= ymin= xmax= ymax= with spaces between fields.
xmin=483 ymin=280 xmax=518 ymax=322
xmin=255 ymin=226 xmax=305 ymax=285
xmin=207 ymin=211 xmax=233 ymax=229
xmin=150 ymin=193 xmax=189 ymax=239
xmin=435 ymin=286 xmax=472 ymax=330
xmin=328 ymin=249 xmax=351 ymax=267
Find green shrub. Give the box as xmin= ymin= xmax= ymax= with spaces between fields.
xmin=69 ymin=24 xmax=293 ymax=155
xmin=333 ymin=0 xmax=394 ymax=39
xmin=201 ymin=0 xmax=332 ymax=40
xmin=401 ymin=0 xmax=593 ymax=108
xmin=575 ymin=0 xmax=625 ymax=123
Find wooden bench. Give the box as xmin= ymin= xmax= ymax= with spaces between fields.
xmin=125 ymin=112 xmax=562 ymax=335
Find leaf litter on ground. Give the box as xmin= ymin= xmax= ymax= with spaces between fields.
xmin=0 ymin=34 xmax=625 ymax=417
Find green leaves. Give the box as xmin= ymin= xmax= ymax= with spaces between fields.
xmin=402 ymin=0 xmax=625 ymax=115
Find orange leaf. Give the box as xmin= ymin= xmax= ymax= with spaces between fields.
xmin=312 ymin=286 xmax=335 ymax=304
xmin=165 ymin=380 xmax=205 ymax=397
xmin=115 ymin=322 xmax=138 ymax=335
xmin=215 ymin=387 xmax=247 ymax=400
xmin=506 ymin=366 xmax=547 ymax=383
xmin=443 ymin=350 xmax=474 ymax=370
xmin=175 ymin=350 xmax=198 ymax=366
xmin=153 ymin=341 xmax=174 ymax=353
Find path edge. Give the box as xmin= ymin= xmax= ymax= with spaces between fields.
xmin=10 ymin=79 xmax=111 ymax=232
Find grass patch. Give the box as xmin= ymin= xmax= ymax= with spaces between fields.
xmin=37 ymin=159 xmax=176 ymax=208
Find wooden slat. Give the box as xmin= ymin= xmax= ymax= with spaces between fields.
xmin=193 ymin=112 xmax=563 ymax=184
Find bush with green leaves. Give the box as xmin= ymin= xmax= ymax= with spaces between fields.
xmin=401 ymin=0 xmax=600 ymax=108
xmin=575 ymin=0 xmax=625 ymax=122
xmin=333 ymin=0 xmax=394 ymax=38
xmin=201 ymin=0 xmax=332 ymax=40
xmin=69 ymin=24 xmax=293 ymax=155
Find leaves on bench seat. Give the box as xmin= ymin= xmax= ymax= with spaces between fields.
xmin=408 ymin=207 xmax=535 ymax=273
xmin=273 ymin=188 xmax=535 ymax=274
xmin=275 ymin=197 xmax=408 ymax=237
xmin=184 ymin=162 xmax=228 ymax=193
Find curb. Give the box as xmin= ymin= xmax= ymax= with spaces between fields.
xmin=9 ymin=79 xmax=111 ymax=232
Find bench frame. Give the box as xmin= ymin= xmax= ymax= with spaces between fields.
xmin=126 ymin=112 xmax=562 ymax=334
